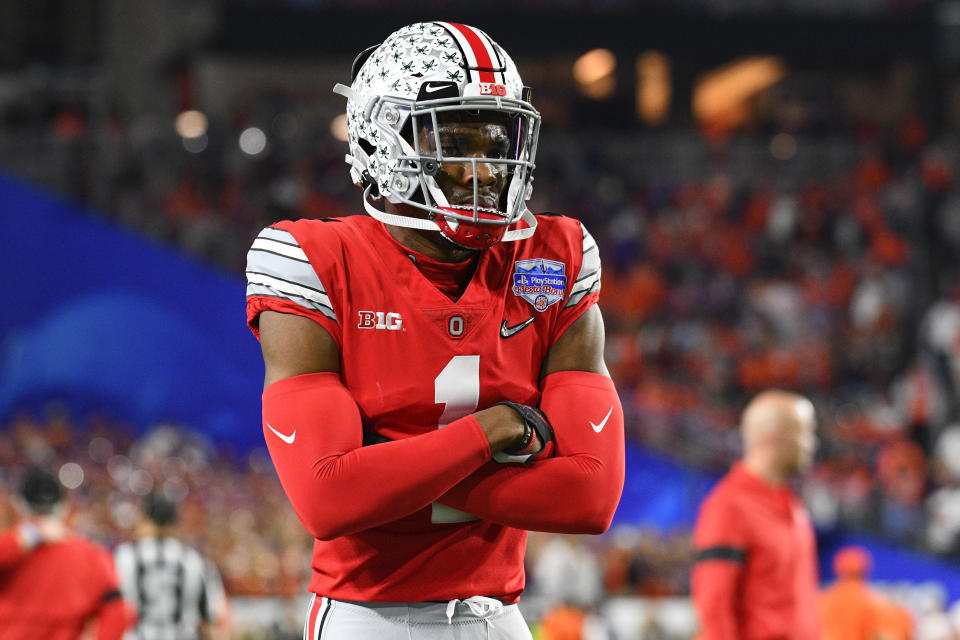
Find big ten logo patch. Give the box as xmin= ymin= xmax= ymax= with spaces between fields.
xmin=357 ymin=310 xmax=403 ymax=331
xmin=478 ymin=83 xmax=507 ymax=96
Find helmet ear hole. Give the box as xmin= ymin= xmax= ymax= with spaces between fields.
xmin=357 ymin=138 xmax=376 ymax=157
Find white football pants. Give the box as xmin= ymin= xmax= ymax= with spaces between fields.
xmin=303 ymin=595 xmax=534 ymax=640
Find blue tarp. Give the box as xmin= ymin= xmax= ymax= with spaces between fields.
xmin=0 ymin=173 xmax=264 ymax=448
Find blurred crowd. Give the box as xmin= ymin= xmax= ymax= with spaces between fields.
xmin=0 ymin=404 xmax=695 ymax=600
xmin=10 ymin=401 xmax=957 ymax=637
xmin=0 ymin=405 xmax=313 ymax=599
xmin=576 ymin=123 xmax=960 ymax=558
xmin=65 ymin=90 xmax=960 ymax=560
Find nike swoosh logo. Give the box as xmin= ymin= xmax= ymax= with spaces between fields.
xmin=423 ymin=83 xmax=447 ymax=93
xmin=590 ymin=407 xmax=614 ymax=433
xmin=266 ymin=423 xmax=296 ymax=444
xmin=500 ymin=317 xmax=535 ymax=338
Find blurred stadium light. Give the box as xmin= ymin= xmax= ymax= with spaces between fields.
xmin=573 ymin=48 xmax=617 ymax=100
xmin=636 ymin=50 xmax=671 ymax=125
xmin=330 ymin=113 xmax=348 ymax=142
xmin=239 ymin=126 xmax=267 ymax=156
xmin=174 ymin=110 xmax=209 ymax=139
xmin=692 ymin=56 xmax=786 ymax=134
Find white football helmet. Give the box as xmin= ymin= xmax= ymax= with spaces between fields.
xmin=334 ymin=22 xmax=541 ymax=249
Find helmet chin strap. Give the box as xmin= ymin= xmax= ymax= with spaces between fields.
xmin=361 ymin=183 xmax=538 ymax=244
xmin=502 ymin=209 xmax=538 ymax=242
xmin=361 ymin=185 xmax=443 ymax=231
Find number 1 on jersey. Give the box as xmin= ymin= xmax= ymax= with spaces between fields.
xmin=435 ymin=355 xmax=480 ymax=427
xmin=432 ymin=355 xmax=481 ymax=523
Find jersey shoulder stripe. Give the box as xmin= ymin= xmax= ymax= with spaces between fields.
xmin=564 ymin=221 xmax=601 ymax=309
xmin=246 ymin=226 xmax=337 ymax=322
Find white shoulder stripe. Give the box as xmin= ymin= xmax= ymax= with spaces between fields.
xmin=565 ymin=222 xmax=602 ymax=309
xmin=247 ymin=225 xmax=338 ymax=324
xmin=246 ymin=272 xmax=332 ymax=309
xmin=582 ymin=231 xmax=597 ymax=254
xmin=570 ymin=269 xmax=601 ymax=296
xmin=251 ymin=237 xmax=308 ymax=262
xmin=566 ymin=278 xmax=601 ymax=309
xmin=257 ymin=226 xmax=299 ymax=244
xmin=246 ymin=247 xmax=325 ymax=293
xmin=580 ymin=244 xmax=601 ymax=272
xmin=246 ymin=284 xmax=338 ymax=321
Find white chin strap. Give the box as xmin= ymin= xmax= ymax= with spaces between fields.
xmin=502 ymin=209 xmax=537 ymax=242
xmin=361 ymin=185 xmax=443 ymax=231
xmin=361 ymin=184 xmax=538 ymax=243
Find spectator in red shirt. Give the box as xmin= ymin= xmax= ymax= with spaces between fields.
xmin=0 ymin=468 xmax=132 ymax=640
xmin=692 ymin=390 xmax=820 ymax=640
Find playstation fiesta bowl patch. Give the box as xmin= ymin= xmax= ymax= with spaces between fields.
xmin=512 ymin=258 xmax=567 ymax=311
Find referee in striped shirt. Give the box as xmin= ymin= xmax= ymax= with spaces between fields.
xmin=115 ymin=494 xmax=229 ymax=640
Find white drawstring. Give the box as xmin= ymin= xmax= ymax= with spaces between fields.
xmin=445 ymin=596 xmax=503 ymax=628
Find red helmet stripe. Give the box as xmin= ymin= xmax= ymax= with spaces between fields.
xmin=445 ymin=23 xmax=497 ymax=83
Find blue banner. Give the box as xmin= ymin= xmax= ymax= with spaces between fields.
xmin=0 ymin=173 xmax=264 ymax=448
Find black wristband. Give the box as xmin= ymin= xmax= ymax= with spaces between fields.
xmin=504 ymin=420 xmax=534 ymax=455
xmin=493 ymin=400 xmax=554 ymax=461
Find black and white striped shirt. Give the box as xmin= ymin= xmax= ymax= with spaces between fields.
xmin=115 ymin=537 xmax=227 ymax=640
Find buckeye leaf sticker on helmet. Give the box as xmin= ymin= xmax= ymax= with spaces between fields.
xmin=333 ymin=22 xmax=542 ymax=249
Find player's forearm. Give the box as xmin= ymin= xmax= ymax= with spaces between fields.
xmin=263 ymin=373 xmax=491 ymax=540
xmin=438 ymin=371 xmax=625 ymax=533
xmin=437 ymin=454 xmax=621 ymax=533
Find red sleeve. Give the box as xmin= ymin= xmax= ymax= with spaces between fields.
xmin=83 ymin=542 xmax=131 ymax=640
xmin=0 ymin=528 xmax=26 ymax=569
xmin=436 ymin=371 xmax=624 ymax=534
xmin=691 ymin=489 xmax=746 ymax=640
xmin=247 ymin=296 xmax=341 ymax=350
xmin=94 ymin=597 xmax=132 ymax=640
xmin=263 ymin=372 xmax=492 ymax=540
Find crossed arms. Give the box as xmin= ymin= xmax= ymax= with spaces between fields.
xmin=257 ymin=305 xmax=624 ymax=540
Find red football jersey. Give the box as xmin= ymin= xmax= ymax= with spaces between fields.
xmin=246 ymin=214 xmax=601 ymax=602
xmin=0 ymin=531 xmax=126 ymax=640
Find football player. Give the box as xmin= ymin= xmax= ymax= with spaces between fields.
xmin=245 ymin=22 xmax=625 ymax=640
